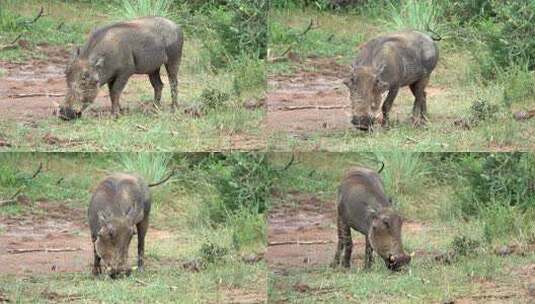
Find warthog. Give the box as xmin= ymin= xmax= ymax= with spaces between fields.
xmin=344 ymin=31 xmax=439 ymax=130
xmin=59 ymin=17 xmax=183 ymax=120
xmin=88 ymin=172 xmax=173 ymax=278
xmin=331 ymin=163 xmax=411 ymax=271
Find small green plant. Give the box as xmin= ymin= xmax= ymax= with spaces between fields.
xmin=198 ymin=87 xmax=231 ymax=112
xmin=117 ymin=153 xmax=173 ymax=183
xmin=114 ymin=0 xmax=173 ymax=19
xmin=386 ymin=0 xmax=440 ymax=34
xmin=451 ymin=235 xmax=480 ymax=256
xmin=375 ymin=152 xmax=429 ymax=197
xmin=468 ymin=99 xmax=500 ymax=125
xmin=230 ymin=208 xmax=266 ymax=250
xmin=199 ymin=240 xmax=229 ymax=264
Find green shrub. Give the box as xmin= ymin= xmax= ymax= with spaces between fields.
xmin=501 ymin=64 xmax=535 ymax=108
xmin=197 ymin=0 xmax=267 ymax=69
xmin=202 ymin=154 xmax=276 ymax=224
xmin=456 ymin=153 xmax=535 ymax=217
xmin=231 ymin=56 xmax=266 ymax=97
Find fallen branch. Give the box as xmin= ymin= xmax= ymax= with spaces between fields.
xmin=29 ymin=7 xmax=45 ymax=24
xmin=134 ymin=279 xmax=150 ymax=286
xmin=31 ymin=162 xmax=43 ymax=179
xmin=8 ymin=93 xmax=65 ymax=98
xmin=0 ymin=7 xmax=44 ymax=52
xmin=0 ymin=199 xmax=17 ymax=207
xmin=268 ymin=240 xmax=334 ymax=247
xmin=276 ymin=105 xmax=348 ymax=111
xmin=8 ymin=247 xmax=81 ymax=254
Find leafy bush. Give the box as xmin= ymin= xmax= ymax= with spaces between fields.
xmin=195 ymin=0 xmax=267 ymax=69
xmin=480 ymin=203 xmax=535 ymax=243
xmin=230 ymin=208 xmax=266 ymax=250
xmin=456 ymin=153 xmax=535 ymax=217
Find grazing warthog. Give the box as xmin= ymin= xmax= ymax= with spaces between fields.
xmin=88 ymin=172 xmax=174 ymax=278
xmin=331 ymin=163 xmax=411 ymax=271
xmin=344 ymin=31 xmax=439 ymax=130
xmin=59 ymin=17 xmax=183 ymax=120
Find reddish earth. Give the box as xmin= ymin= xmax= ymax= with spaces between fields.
xmin=0 ymin=200 xmax=171 ymax=275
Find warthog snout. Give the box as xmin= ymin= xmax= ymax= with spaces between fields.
xmin=109 ymin=267 xmax=132 ymax=279
xmin=351 ymin=115 xmax=374 ymax=130
xmin=58 ymin=106 xmax=81 ymax=121
xmin=386 ymin=254 xmax=411 ymax=271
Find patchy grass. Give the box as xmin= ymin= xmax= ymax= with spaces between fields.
xmin=266 ymin=9 xmax=535 ymax=152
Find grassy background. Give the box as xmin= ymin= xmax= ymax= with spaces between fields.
xmin=267 ymin=1 xmax=535 ymax=151
xmin=0 ymin=153 xmax=268 ymax=302
xmin=268 ymin=152 xmax=535 ymax=303
xmin=0 ymin=0 xmax=266 ymax=151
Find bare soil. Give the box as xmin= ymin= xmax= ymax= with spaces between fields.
xmin=0 ymin=200 xmax=172 ymax=276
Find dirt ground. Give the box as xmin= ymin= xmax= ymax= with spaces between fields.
xmin=266 ymin=193 xmax=535 ymax=303
xmin=266 ymin=57 xmax=447 ymax=136
xmin=0 ymin=200 xmax=172 ymax=276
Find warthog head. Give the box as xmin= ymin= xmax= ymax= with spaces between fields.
xmin=95 ymin=208 xmax=136 ymax=278
xmin=59 ymin=47 xmax=102 ymax=120
xmin=344 ymin=65 xmax=388 ymax=131
xmin=368 ymin=208 xmax=411 ymax=271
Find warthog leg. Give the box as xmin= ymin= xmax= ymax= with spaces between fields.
xmin=149 ymin=69 xmax=164 ymax=108
xmin=331 ymin=216 xmax=346 ymax=268
xmin=136 ymin=216 xmax=149 ymax=271
xmin=341 ymin=224 xmax=353 ymax=268
xmin=165 ymin=60 xmax=180 ymax=112
xmin=381 ymin=87 xmax=399 ymax=126
xmin=108 ymin=74 xmax=130 ymax=118
xmin=410 ymin=77 xmax=429 ymax=126
xmin=364 ymin=235 xmax=374 ymax=269
xmin=92 ymin=242 xmax=102 ymax=276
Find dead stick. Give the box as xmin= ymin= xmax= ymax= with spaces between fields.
xmin=31 ymin=162 xmax=43 ymax=179
xmin=8 ymin=247 xmax=81 ymax=254
xmin=8 ymin=93 xmax=65 ymax=98
xmin=276 ymin=105 xmax=348 ymax=111
xmin=135 ymin=279 xmax=150 ymax=286
xmin=10 ymin=33 xmax=23 ymax=45
xmin=268 ymin=240 xmax=334 ymax=246
xmin=30 ymin=7 xmax=44 ymax=24
xmin=0 ymin=199 xmax=17 ymax=207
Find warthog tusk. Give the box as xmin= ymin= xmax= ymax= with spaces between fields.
xmin=389 ymin=255 xmax=395 ymax=262
xmin=410 ymin=251 xmax=415 ymax=257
